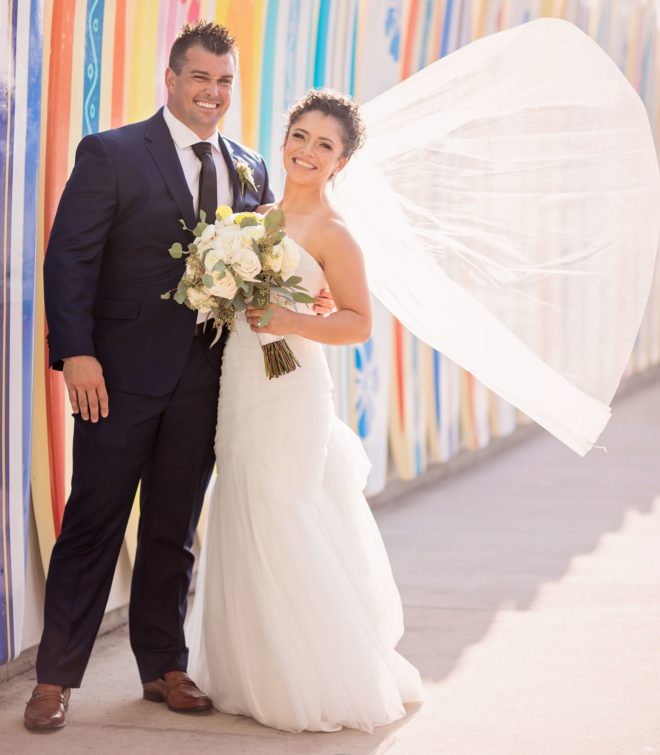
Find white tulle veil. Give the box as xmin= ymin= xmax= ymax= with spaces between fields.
xmin=333 ymin=18 xmax=660 ymax=455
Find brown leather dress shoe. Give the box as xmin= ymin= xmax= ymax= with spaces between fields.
xmin=24 ymin=684 xmax=70 ymax=731
xmin=142 ymin=671 xmax=212 ymax=713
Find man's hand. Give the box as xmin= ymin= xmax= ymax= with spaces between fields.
xmin=62 ymin=356 xmax=109 ymax=422
xmin=313 ymin=288 xmax=335 ymax=316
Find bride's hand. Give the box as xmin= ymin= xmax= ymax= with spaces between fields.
xmin=313 ymin=288 xmax=335 ymax=316
xmin=246 ymin=304 xmax=297 ymax=336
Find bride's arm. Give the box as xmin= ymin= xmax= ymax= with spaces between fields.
xmin=247 ymin=223 xmax=372 ymax=345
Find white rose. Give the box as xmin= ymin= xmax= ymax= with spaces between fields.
xmin=186 ymin=287 xmax=211 ymax=309
xmin=231 ymin=247 xmax=262 ymax=281
xmin=239 ymin=224 xmax=265 ymax=249
xmin=213 ymin=226 xmax=242 ymax=261
xmin=279 ymin=237 xmax=300 ymax=280
xmin=208 ymin=270 xmax=238 ymax=300
xmin=195 ymin=237 xmax=214 ymax=254
xmin=216 ymin=223 xmax=241 ymax=241
xmin=204 ymin=246 xmax=233 ymax=272
xmin=200 ymin=224 xmax=216 ymax=242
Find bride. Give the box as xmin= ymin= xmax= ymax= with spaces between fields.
xmin=186 ymin=19 xmax=660 ymax=734
xmin=185 ymin=89 xmax=424 ymax=733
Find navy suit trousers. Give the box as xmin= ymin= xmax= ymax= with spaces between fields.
xmin=36 ymin=328 xmax=224 ymax=686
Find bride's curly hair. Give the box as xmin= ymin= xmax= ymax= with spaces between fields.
xmin=286 ymin=89 xmax=366 ymax=160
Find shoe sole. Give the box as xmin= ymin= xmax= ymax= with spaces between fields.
xmin=143 ymin=691 xmax=212 ymax=713
xmin=24 ymin=720 xmax=66 ymax=732
xmin=142 ymin=690 xmax=166 ymax=703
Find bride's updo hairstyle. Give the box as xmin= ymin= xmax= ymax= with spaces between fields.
xmin=286 ymin=89 xmax=366 ymax=160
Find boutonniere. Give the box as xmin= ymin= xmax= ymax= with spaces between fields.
xmin=233 ymin=158 xmax=258 ymax=195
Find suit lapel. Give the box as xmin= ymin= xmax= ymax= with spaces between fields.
xmin=144 ymin=109 xmax=196 ymax=229
xmin=218 ymin=136 xmax=243 ymax=211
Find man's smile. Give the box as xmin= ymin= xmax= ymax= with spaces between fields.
xmin=194 ymin=99 xmax=221 ymax=111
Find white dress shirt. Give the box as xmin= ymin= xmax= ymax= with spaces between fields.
xmin=163 ymin=106 xmax=233 ymax=324
xmin=163 ymin=105 xmax=233 ymax=215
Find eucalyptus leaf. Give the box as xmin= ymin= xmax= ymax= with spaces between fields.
xmin=174 ymin=290 xmax=187 ymax=304
xmin=202 ymin=274 xmax=214 ymax=288
xmin=240 ymin=217 xmax=258 ymax=228
xmin=259 ymin=309 xmax=274 ymax=327
xmin=284 ymin=275 xmax=302 ymax=286
xmin=265 ymin=209 xmax=284 ymax=229
xmin=213 ymin=260 xmax=226 ymax=274
xmin=160 ymin=292 xmax=171 ymax=300
xmin=271 ymin=231 xmax=285 ymax=245
xmin=292 ymin=292 xmax=316 ymax=303
xmin=169 ymin=242 xmax=183 ymax=259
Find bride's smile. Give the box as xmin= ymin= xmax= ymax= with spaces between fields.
xmin=283 ymin=110 xmax=348 ymax=186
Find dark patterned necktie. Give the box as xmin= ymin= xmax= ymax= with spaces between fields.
xmin=191 ymin=141 xmax=217 ymax=223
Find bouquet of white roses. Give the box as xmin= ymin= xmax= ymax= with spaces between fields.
xmin=162 ymin=205 xmax=315 ymax=378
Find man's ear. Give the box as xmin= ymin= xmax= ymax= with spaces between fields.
xmin=165 ymin=67 xmax=176 ymax=94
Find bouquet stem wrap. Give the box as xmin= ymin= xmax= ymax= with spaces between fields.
xmin=257 ymin=332 xmax=301 ymax=379
xmin=251 ymin=287 xmax=301 ymax=379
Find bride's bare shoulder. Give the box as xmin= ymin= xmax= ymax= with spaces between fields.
xmin=316 ymin=214 xmax=362 ymax=259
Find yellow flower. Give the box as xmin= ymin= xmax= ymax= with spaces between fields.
xmin=233 ymin=211 xmax=261 ymax=225
xmin=215 ymin=205 xmax=233 ymax=221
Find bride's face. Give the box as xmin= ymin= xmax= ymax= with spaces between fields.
xmin=283 ymin=111 xmax=348 ymax=186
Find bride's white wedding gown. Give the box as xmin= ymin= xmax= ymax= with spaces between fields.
xmin=186 ymin=243 xmax=423 ymax=733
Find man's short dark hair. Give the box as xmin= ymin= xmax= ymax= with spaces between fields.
xmin=169 ymin=20 xmax=237 ymax=73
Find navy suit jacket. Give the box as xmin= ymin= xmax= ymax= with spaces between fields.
xmin=44 ymin=108 xmax=274 ymax=396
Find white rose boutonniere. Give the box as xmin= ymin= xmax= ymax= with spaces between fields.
xmin=233 ymin=158 xmax=258 ymax=195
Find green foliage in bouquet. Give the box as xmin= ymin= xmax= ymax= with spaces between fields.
xmin=162 ymin=206 xmax=316 ymax=377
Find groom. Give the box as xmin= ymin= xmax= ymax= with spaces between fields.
xmin=26 ymin=21 xmax=324 ymax=731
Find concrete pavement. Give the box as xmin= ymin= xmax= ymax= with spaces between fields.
xmin=2 ymin=377 xmax=660 ymax=754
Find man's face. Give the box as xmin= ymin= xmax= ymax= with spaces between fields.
xmin=165 ymin=45 xmax=235 ymax=138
